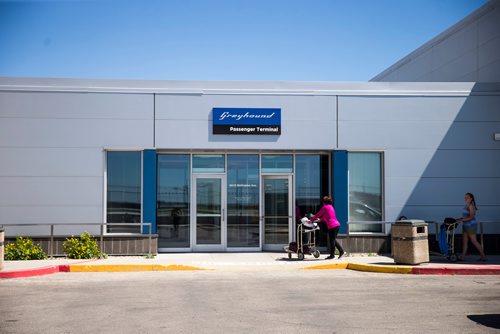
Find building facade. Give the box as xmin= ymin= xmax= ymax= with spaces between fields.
xmin=1 ymin=78 xmax=499 ymax=253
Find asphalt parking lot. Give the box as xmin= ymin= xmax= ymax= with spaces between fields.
xmin=1 ymin=270 xmax=499 ymax=334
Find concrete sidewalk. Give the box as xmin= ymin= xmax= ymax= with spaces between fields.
xmin=2 ymin=253 xmax=500 ymax=278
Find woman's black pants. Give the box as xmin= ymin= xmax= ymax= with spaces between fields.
xmin=327 ymin=226 xmax=344 ymax=257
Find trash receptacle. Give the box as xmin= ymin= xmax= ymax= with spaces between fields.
xmin=392 ymin=220 xmax=429 ymax=265
xmin=0 ymin=226 xmax=4 ymax=270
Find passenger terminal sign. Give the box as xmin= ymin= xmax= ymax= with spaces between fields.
xmin=212 ymin=108 xmax=281 ymax=135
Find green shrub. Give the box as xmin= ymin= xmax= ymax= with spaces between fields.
xmin=4 ymin=237 xmax=48 ymax=260
xmin=63 ymin=232 xmax=101 ymax=259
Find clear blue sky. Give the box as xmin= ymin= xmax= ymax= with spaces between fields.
xmin=0 ymin=0 xmax=489 ymax=81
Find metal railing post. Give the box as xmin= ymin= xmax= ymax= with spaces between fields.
xmin=346 ymin=223 xmax=350 ymax=255
xmin=148 ymin=223 xmax=152 ymax=257
xmin=50 ymin=224 xmax=54 ymax=258
xmin=480 ymin=222 xmax=484 ymax=251
xmin=100 ymin=224 xmax=104 ymax=258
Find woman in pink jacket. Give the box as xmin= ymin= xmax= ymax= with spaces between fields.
xmin=310 ymin=196 xmax=345 ymax=260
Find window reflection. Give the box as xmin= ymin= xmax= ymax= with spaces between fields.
xmin=193 ymin=154 xmax=225 ymax=173
xmin=157 ymin=155 xmax=190 ymax=248
xmin=196 ymin=178 xmax=222 ymax=245
xmin=264 ymin=178 xmax=289 ymax=244
xmin=295 ymin=155 xmax=329 ymax=246
xmin=261 ymin=154 xmax=293 ymax=173
xmin=106 ymin=151 xmax=141 ymax=233
xmin=348 ymin=152 xmax=383 ymax=232
xmin=227 ymin=155 xmax=259 ymax=247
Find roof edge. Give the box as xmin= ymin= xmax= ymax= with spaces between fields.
xmin=1 ymin=76 xmax=498 ymax=96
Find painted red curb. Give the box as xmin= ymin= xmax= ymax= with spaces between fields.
xmin=412 ymin=266 xmax=500 ymax=275
xmin=0 ymin=265 xmax=62 ymax=279
xmin=0 ymin=259 xmax=100 ymax=279
xmin=59 ymin=264 xmax=70 ymax=272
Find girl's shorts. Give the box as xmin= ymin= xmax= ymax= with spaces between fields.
xmin=463 ymin=224 xmax=477 ymax=235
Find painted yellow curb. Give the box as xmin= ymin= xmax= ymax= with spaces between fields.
xmin=302 ymin=262 xmax=348 ymax=270
xmin=68 ymin=262 xmax=412 ymax=274
xmin=69 ymin=264 xmax=205 ymax=272
xmin=347 ymin=263 xmax=413 ymax=274
xmin=159 ymin=264 xmax=205 ymax=271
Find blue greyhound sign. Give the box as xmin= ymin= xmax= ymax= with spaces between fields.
xmin=212 ymin=108 xmax=281 ymax=135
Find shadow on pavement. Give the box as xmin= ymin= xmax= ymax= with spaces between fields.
xmin=430 ymin=256 xmax=499 ymax=265
xmin=467 ymin=314 xmax=500 ymax=329
xmin=275 ymin=257 xmax=324 ymax=262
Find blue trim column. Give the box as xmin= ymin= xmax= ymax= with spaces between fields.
xmin=333 ymin=151 xmax=348 ymax=234
xmin=143 ymin=149 xmax=157 ymax=234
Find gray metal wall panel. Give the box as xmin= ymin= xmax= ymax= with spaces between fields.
xmin=477 ymin=59 xmax=500 ymax=81
xmin=155 ymin=94 xmax=334 ymax=121
xmin=0 ymin=119 xmax=153 ymax=148
xmin=155 ymin=119 xmax=336 ymax=150
xmin=384 ymin=177 xmax=420 ymax=208
xmin=479 ymin=36 xmax=500 ymax=68
xmin=0 ymin=91 xmax=153 ymax=235
xmin=4 ymin=225 xmax=101 ymax=236
xmin=401 ymin=50 xmax=433 ymax=81
xmin=338 ymin=96 xmax=467 ymax=121
xmin=0 ymin=177 xmax=102 ymax=206
xmin=0 ymin=92 xmax=153 ymax=119
xmin=373 ymin=2 xmax=500 ymax=82
xmin=155 ymin=94 xmax=336 ymax=150
xmin=339 ymin=120 xmax=452 ymax=149
xmin=439 ymin=122 xmax=500 ymax=149
xmin=432 ymin=27 xmax=477 ymax=70
xmin=406 ymin=178 xmax=500 ymax=206
xmin=478 ymin=6 xmax=500 ymax=45
xmin=421 ymin=150 xmax=500 ymax=178
xmin=2 ymin=206 xmax=102 ymax=224
xmin=385 ymin=149 xmax=435 ymax=177
xmin=339 ymin=95 xmax=500 ymax=229
xmin=453 ymin=96 xmax=500 ymax=122
xmin=432 ymin=49 xmax=477 ymax=81
xmin=0 ymin=148 xmax=102 ymax=177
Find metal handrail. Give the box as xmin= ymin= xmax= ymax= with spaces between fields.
xmin=346 ymin=221 xmax=393 ymax=234
xmin=426 ymin=220 xmax=500 ymax=253
xmin=346 ymin=220 xmax=500 ymax=254
xmin=0 ymin=222 xmax=153 ymax=258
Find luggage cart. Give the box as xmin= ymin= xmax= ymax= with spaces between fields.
xmin=437 ymin=217 xmax=459 ymax=262
xmin=284 ymin=218 xmax=321 ymax=260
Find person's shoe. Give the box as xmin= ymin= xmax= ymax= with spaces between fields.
xmin=457 ymin=255 xmax=465 ymax=261
xmin=338 ymin=251 xmax=345 ymax=260
xmin=325 ymin=255 xmax=335 ymax=260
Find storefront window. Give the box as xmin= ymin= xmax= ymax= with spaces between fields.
xmin=295 ymin=154 xmax=329 ymax=246
xmin=157 ymin=154 xmax=191 ymax=248
xmin=348 ymin=152 xmax=383 ymax=233
xmin=261 ymin=154 xmax=293 ymax=173
xmin=227 ymin=155 xmax=260 ymax=247
xmin=193 ymin=154 xmax=225 ymax=173
xmin=106 ymin=151 xmax=141 ymax=233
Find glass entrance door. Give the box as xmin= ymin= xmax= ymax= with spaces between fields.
xmin=262 ymin=176 xmax=292 ymax=251
xmin=192 ymin=175 xmax=226 ymax=251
